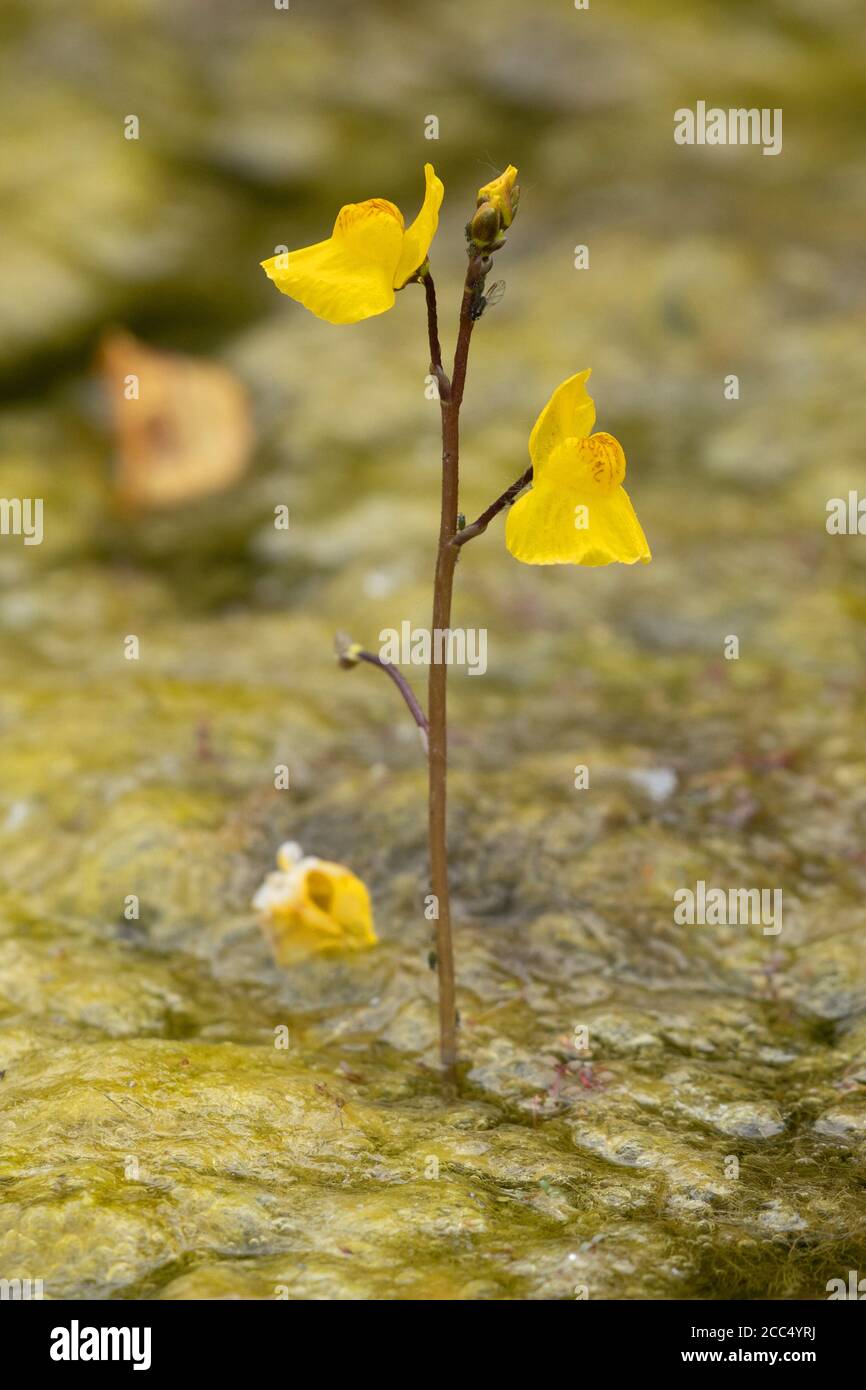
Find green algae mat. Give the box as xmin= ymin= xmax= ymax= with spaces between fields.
xmin=1 ymin=0 xmax=866 ymax=1301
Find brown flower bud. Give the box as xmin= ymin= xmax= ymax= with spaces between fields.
xmin=468 ymin=200 xmax=501 ymax=248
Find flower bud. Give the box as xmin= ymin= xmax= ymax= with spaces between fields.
xmin=476 ymin=165 xmax=519 ymax=230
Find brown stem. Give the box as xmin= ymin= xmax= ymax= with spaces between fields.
xmin=452 ymin=465 xmax=534 ymax=548
xmin=427 ymin=254 xmax=485 ymax=1084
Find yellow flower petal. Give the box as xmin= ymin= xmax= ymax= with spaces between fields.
xmin=393 ymin=163 xmax=445 ymax=289
xmin=261 ymin=198 xmax=405 ymax=325
xmin=253 ymin=845 xmax=377 ymax=965
xmin=298 ymin=860 xmax=377 ymax=948
xmin=506 ymin=433 xmax=651 ymax=567
xmin=529 ymin=369 xmax=596 ymax=474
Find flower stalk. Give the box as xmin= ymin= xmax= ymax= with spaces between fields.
xmin=263 ymin=158 xmax=650 ymax=1090
xmin=426 ymin=254 xmax=486 ymax=1081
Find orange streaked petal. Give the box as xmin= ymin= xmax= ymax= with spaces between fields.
xmin=261 ymin=198 xmax=404 ymax=324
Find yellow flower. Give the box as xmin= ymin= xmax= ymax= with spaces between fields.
xmin=253 ymin=842 xmax=377 ymax=965
xmin=506 ymin=370 xmax=651 ymax=566
xmin=476 ymin=164 xmax=519 ymax=229
xmin=261 ymin=164 xmax=444 ymax=325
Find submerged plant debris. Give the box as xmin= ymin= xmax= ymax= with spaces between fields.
xmin=1 ymin=0 xmax=865 ymax=1300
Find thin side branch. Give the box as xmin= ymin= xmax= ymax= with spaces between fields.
xmin=452 ymin=465 xmax=533 ymax=547
xmin=357 ymin=651 xmax=429 ymax=750
xmin=422 ymin=270 xmax=450 ymax=401
xmin=336 ymin=637 xmax=429 ymax=751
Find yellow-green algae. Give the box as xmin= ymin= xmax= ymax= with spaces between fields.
xmin=1 ymin=0 xmax=866 ymax=1300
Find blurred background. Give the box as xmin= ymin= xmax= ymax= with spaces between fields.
xmin=1 ymin=0 xmax=866 ymax=1301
